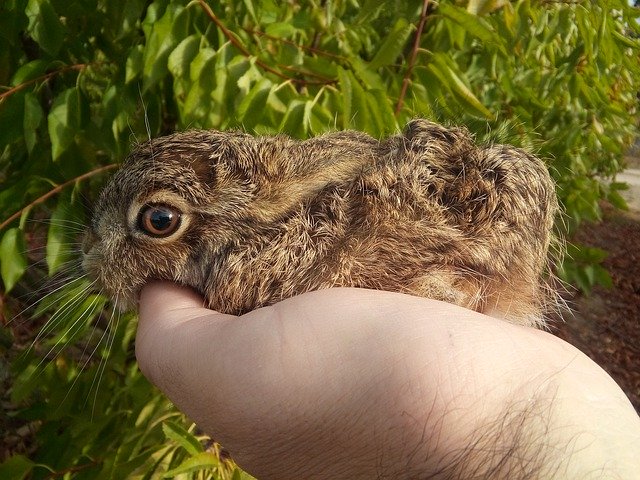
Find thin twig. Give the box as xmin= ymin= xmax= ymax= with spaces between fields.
xmin=0 ymin=164 xmax=118 ymax=232
xmin=197 ymin=0 xmax=334 ymax=86
xmin=243 ymin=27 xmax=345 ymax=61
xmin=276 ymin=62 xmax=334 ymax=82
xmin=395 ymin=0 xmax=431 ymax=116
xmin=45 ymin=459 xmax=101 ymax=479
xmin=0 ymin=64 xmax=87 ymax=104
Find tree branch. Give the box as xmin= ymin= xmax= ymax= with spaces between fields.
xmin=0 ymin=64 xmax=88 ymax=104
xmin=0 ymin=164 xmax=118 ymax=232
xmin=395 ymin=0 xmax=431 ymax=116
xmin=197 ymin=0 xmax=334 ymax=85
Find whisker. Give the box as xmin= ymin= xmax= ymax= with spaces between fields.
xmin=31 ymin=279 xmax=97 ymax=348
xmin=89 ymin=301 xmax=121 ymax=415
xmin=32 ymin=288 xmax=103 ymax=375
xmin=9 ymin=272 xmax=86 ymax=327
xmin=27 ymin=220 xmax=87 ymax=232
xmin=58 ymin=295 xmax=113 ymax=408
xmin=20 ymin=247 xmax=83 ymax=259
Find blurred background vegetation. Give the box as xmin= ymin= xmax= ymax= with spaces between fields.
xmin=1 ymin=0 xmax=639 ymax=478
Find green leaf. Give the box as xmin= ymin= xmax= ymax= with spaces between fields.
xmin=111 ymin=447 xmax=158 ymax=478
xmin=125 ymin=45 xmax=144 ymax=83
xmin=237 ymin=78 xmax=272 ymax=128
xmin=242 ymin=0 xmax=258 ymax=23
xmin=612 ymin=30 xmax=640 ymax=49
xmin=226 ymin=56 xmax=252 ymax=100
xmin=366 ymin=89 xmax=398 ymax=136
xmin=0 ymin=228 xmax=28 ymax=293
xmin=337 ymin=67 xmax=352 ymax=130
xmin=0 ymin=455 xmax=35 ymax=480
xmin=303 ymin=56 xmax=338 ymax=79
xmin=46 ymin=198 xmax=78 ymax=276
xmin=162 ymin=452 xmax=219 ymax=478
xmin=279 ymin=100 xmax=307 ymax=138
xmin=265 ymin=22 xmax=297 ymax=38
xmin=10 ymin=362 xmax=40 ymax=404
xmin=369 ymin=18 xmax=413 ymax=70
xmin=430 ymin=55 xmax=494 ymax=120
xmin=351 ymin=56 xmax=386 ymax=90
xmin=0 ymin=92 xmax=25 ymax=149
xmin=162 ymin=421 xmax=203 ymax=456
xmin=607 ymin=189 xmax=628 ymax=211
xmin=467 ymin=0 xmax=508 ymax=16
xmin=355 ymin=0 xmax=394 ymax=24
xmin=11 ymin=59 xmax=49 ymax=86
xmin=439 ymin=3 xmax=505 ymax=54
xmin=116 ymin=0 xmax=148 ymax=38
xmin=237 ymin=63 xmax=262 ymax=95
xmin=609 ymin=181 xmax=629 ymax=192
xmin=168 ymin=35 xmax=200 ymax=80
xmin=47 ymin=88 xmax=81 ymax=161
xmin=23 ymin=92 xmax=44 ymax=154
xmin=25 ymin=0 xmax=65 ymax=57
xmin=349 ymin=74 xmax=371 ymax=133
xmin=232 ymin=468 xmax=259 ymax=480
xmin=338 ymin=68 xmax=376 ymax=133
xmin=182 ymin=48 xmax=217 ymax=125
xmin=594 ymin=265 xmax=613 ymax=289
xmin=142 ymin=4 xmax=186 ymax=90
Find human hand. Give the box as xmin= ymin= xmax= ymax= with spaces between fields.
xmin=136 ymin=283 xmax=640 ymax=479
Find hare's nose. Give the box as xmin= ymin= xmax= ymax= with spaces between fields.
xmin=82 ymin=230 xmax=98 ymax=254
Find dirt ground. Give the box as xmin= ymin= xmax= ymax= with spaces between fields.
xmin=552 ymin=204 xmax=640 ymax=413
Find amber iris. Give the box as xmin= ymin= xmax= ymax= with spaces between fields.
xmin=138 ymin=204 xmax=181 ymax=237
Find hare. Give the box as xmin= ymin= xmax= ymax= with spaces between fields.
xmin=82 ymin=120 xmax=559 ymax=327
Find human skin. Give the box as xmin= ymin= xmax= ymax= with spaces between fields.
xmin=136 ymin=282 xmax=640 ymax=479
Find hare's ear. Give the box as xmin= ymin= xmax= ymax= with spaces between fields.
xmin=190 ymin=155 xmax=217 ymax=186
xmin=190 ymin=131 xmax=259 ymax=186
xmin=214 ymin=132 xmax=259 ymax=174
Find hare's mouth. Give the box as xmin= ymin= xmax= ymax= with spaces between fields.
xmin=81 ymin=254 xmax=146 ymax=312
xmin=89 ymin=283 xmax=139 ymax=313
xmin=111 ymin=293 xmax=138 ymax=313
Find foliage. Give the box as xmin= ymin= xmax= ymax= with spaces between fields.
xmin=0 ymin=0 xmax=639 ymax=477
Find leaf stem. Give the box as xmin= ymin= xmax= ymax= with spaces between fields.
xmin=0 ymin=164 xmax=118 ymax=232
xmin=243 ymin=28 xmax=345 ymax=61
xmin=395 ymin=0 xmax=431 ymax=116
xmin=45 ymin=459 xmax=101 ymax=479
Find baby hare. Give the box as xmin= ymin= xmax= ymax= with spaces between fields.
xmin=83 ymin=120 xmax=558 ymax=327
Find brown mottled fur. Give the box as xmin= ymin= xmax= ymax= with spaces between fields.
xmin=83 ymin=120 xmax=559 ymax=327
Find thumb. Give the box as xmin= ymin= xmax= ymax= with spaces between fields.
xmin=135 ymin=281 xmax=235 ymax=394
xmin=137 ymin=280 xmax=208 ymax=330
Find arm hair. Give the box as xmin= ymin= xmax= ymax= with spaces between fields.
xmin=386 ymin=386 xmax=626 ymax=480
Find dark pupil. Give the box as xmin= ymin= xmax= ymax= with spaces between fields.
xmin=150 ymin=209 xmax=173 ymax=231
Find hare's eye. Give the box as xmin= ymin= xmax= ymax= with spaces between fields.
xmin=138 ymin=204 xmax=181 ymax=237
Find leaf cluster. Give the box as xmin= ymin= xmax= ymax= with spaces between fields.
xmin=0 ymin=0 xmax=639 ymax=478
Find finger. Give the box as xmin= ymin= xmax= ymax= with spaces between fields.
xmin=135 ymin=281 xmax=235 ymax=394
xmin=136 ymin=281 xmax=207 ymax=367
xmin=138 ymin=281 xmax=208 ymax=325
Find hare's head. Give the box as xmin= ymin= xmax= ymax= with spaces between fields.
xmin=82 ymin=130 xmax=262 ymax=309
